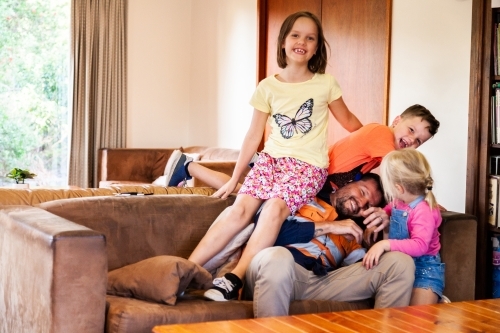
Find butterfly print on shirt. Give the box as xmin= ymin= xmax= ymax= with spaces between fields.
xmin=273 ymin=98 xmax=313 ymax=139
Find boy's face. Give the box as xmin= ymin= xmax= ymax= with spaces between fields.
xmin=391 ymin=116 xmax=433 ymax=149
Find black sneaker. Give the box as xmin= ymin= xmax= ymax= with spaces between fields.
xmin=204 ymin=273 xmax=242 ymax=301
xmin=164 ymin=150 xmax=193 ymax=186
xmin=248 ymin=152 xmax=259 ymax=168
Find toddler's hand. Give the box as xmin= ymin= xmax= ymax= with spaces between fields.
xmin=362 ymin=240 xmax=390 ymax=269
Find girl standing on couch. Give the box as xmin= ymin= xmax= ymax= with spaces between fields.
xmin=362 ymin=149 xmax=445 ymax=305
xmin=190 ymin=11 xmax=362 ymax=301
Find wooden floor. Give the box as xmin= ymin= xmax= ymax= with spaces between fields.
xmin=152 ymin=299 xmax=500 ymax=333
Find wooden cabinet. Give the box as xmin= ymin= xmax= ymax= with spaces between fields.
xmin=257 ymin=0 xmax=391 ymax=145
xmin=467 ymin=0 xmax=500 ymax=299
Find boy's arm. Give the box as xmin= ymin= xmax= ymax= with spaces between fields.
xmin=274 ymin=217 xmax=315 ymax=246
xmin=274 ymin=218 xmax=363 ymax=246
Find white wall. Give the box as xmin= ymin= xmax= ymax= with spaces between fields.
xmin=127 ymin=0 xmax=256 ymax=149
xmin=389 ymin=0 xmax=472 ymax=212
xmin=127 ymin=0 xmax=192 ymax=148
xmin=189 ymin=0 xmax=256 ymax=148
xmin=128 ymin=0 xmax=473 ymax=212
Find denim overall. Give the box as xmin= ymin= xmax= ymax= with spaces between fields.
xmin=389 ymin=196 xmax=445 ymax=297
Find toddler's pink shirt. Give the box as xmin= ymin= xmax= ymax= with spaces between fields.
xmin=384 ymin=200 xmax=442 ymax=257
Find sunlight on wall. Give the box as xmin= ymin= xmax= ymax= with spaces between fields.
xmin=189 ymin=0 xmax=256 ymax=149
xmin=389 ymin=0 xmax=472 ymax=212
xmin=127 ymin=0 xmax=192 ymax=148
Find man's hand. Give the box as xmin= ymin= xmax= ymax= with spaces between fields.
xmin=361 ymin=207 xmax=389 ymax=233
xmin=315 ymin=219 xmax=363 ymax=244
xmin=362 ymin=226 xmax=381 ymax=248
xmin=362 ymin=240 xmax=390 ymax=269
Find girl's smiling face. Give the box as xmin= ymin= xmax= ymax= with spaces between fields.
xmin=391 ymin=116 xmax=433 ymax=149
xmin=282 ymin=17 xmax=318 ymax=65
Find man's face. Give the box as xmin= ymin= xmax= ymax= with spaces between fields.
xmin=391 ymin=116 xmax=433 ymax=149
xmin=330 ymin=179 xmax=383 ymax=217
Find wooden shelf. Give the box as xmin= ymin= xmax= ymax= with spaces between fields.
xmin=467 ymin=0 xmax=498 ymax=299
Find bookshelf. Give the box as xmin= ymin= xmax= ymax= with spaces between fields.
xmin=467 ymin=0 xmax=500 ymax=299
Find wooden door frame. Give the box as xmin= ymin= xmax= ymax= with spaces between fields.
xmin=466 ymin=0 xmax=492 ymax=300
xmin=257 ymin=0 xmax=269 ymax=84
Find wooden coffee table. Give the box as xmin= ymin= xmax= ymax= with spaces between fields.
xmin=152 ymin=298 xmax=500 ymax=332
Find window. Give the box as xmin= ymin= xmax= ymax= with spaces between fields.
xmin=0 ymin=0 xmax=70 ymax=186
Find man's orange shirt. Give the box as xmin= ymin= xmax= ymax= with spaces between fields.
xmin=295 ymin=197 xmax=338 ymax=222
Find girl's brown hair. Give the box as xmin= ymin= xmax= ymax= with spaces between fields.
xmin=276 ymin=11 xmax=329 ymax=74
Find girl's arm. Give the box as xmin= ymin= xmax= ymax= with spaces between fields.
xmin=212 ymin=109 xmax=268 ymax=199
xmin=362 ymin=239 xmax=390 ymax=269
xmin=328 ymin=97 xmax=362 ymax=132
xmin=364 ymin=206 xmax=436 ymax=270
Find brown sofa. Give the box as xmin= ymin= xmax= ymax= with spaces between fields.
xmin=0 ymin=190 xmax=477 ymax=333
xmin=98 ymin=146 xmax=241 ymax=188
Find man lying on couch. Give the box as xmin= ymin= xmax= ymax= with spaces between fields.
xmin=242 ymin=172 xmax=415 ymax=318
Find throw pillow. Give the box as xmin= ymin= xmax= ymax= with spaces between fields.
xmin=107 ymin=255 xmax=212 ymax=305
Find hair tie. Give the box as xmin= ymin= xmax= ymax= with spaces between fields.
xmin=427 ymin=186 xmax=433 ymax=191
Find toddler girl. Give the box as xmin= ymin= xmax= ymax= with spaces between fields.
xmin=362 ymin=149 xmax=445 ymax=305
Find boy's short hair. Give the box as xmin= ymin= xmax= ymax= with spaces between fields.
xmin=400 ymin=104 xmax=440 ymax=136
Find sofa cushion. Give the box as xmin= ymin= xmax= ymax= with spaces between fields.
xmin=106 ymin=294 xmax=254 ymax=333
xmin=0 ymin=187 xmax=115 ymax=206
xmin=107 ymin=256 xmax=212 ymax=306
xmin=105 ymin=292 xmax=371 ymax=333
xmin=197 ymin=147 xmax=240 ymax=161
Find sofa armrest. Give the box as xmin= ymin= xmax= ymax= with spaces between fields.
xmin=439 ymin=211 xmax=477 ymax=301
xmin=0 ymin=206 xmax=107 ymax=333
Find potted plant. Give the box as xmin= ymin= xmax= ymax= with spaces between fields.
xmin=6 ymin=168 xmax=37 ymax=188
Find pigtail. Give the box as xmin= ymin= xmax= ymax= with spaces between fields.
xmin=424 ymin=176 xmax=437 ymax=209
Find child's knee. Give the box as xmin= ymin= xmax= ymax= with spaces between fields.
xmin=261 ymin=199 xmax=291 ymax=221
xmin=226 ymin=204 xmax=251 ymax=222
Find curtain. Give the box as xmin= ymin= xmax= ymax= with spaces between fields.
xmin=69 ymin=0 xmax=127 ymax=188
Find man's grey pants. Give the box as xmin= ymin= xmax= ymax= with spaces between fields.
xmin=244 ymin=247 xmax=415 ymax=318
